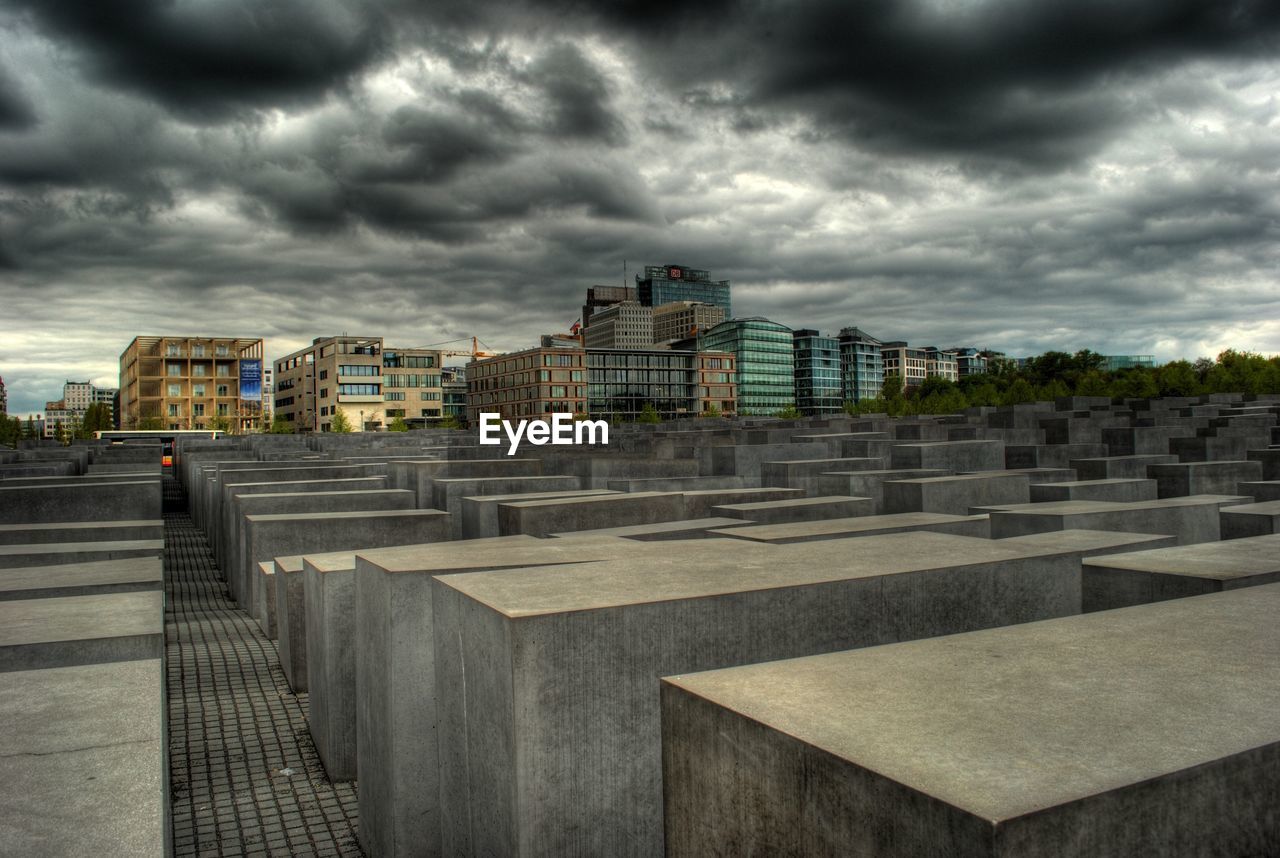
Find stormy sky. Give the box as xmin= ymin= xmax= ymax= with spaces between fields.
xmin=1 ymin=0 xmax=1278 ymax=414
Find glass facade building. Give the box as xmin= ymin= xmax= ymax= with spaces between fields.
xmin=792 ymin=329 xmax=843 ymax=415
xmin=837 ymin=327 xmax=884 ymax=404
xmin=1103 ymin=355 xmax=1157 ymax=371
xmin=700 ymin=318 xmax=795 ymax=414
xmin=586 ymin=349 xmax=700 ymax=420
xmin=636 ymin=264 xmax=731 ymax=317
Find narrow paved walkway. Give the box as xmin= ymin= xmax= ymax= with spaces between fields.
xmin=164 ymin=479 xmax=362 ymax=856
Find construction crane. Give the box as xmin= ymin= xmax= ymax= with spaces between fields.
xmin=413 ymin=335 xmax=499 ymax=361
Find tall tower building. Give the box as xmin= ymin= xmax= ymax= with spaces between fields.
xmin=635 ymin=265 xmax=730 ymax=317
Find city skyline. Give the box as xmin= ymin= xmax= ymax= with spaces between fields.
xmin=2 ymin=0 xmax=1279 ymax=415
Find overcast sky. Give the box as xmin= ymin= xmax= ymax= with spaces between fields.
xmin=1 ymin=0 xmax=1278 ymax=414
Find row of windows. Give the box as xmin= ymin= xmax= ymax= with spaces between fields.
xmin=382 ymin=354 xmax=436 ymax=368
xmin=167 ymin=364 xmax=234 ymax=377
xmin=384 ymin=374 xmax=440 ymax=388
xmin=338 ymin=384 xmax=380 ymax=396
xmin=166 ymin=384 xmax=232 ymax=397
xmin=338 ymin=364 xmax=381 ymax=376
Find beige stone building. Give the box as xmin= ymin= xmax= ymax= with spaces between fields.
xmin=652 ymin=301 xmax=726 ymax=345
xmin=273 ymin=336 xmax=445 ymax=432
xmin=119 ymin=336 xmax=265 ymax=431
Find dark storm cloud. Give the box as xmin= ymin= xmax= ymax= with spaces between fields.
xmin=0 ymin=64 xmax=34 ymax=129
xmin=8 ymin=0 xmax=386 ymax=120
xmin=525 ymin=43 xmax=625 ymax=145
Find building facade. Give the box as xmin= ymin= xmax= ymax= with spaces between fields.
xmin=636 ymin=264 xmax=731 ymax=317
xmin=923 ymin=347 xmax=959 ymax=383
xmin=466 ymin=346 xmax=587 ymax=423
xmin=792 ymin=329 xmax=843 ymax=415
xmin=585 ymin=349 xmax=735 ymax=420
xmin=120 ymin=336 xmax=265 ymax=432
xmin=837 ymin=327 xmax=884 ymax=404
xmin=581 ymin=285 xmax=637 ymax=329
xmin=1103 ymin=355 xmax=1157 ymax=372
xmin=880 ymin=342 xmax=928 ymax=388
xmin=700 ymin=318 xmax=795 ymax=414
xmin=274 ymin=336 xmax=445 ymax=432
xmin=652 ymin=301 xmax=726 ymax=345
xmin=442 ymin=367 xmax=468 ymax=423
xmin=583 ymin=301 xmax=654 ymax=350
xmin=949 ymin=347 xmax=989 ymax=377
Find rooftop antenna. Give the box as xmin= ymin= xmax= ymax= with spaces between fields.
xmin=623 ymin=259 xmax=627 ymax=289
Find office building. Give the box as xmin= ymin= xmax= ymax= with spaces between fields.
xmin=652 ymin=301 xmax=726 ymax=345
xmin=442 ymin=367 xmax=468 ymax=423
xmin=1103 ymin=355 xmax=1157 ymax=372
xmin=583 ymin=301 xmax=654 ymax=350
xmin=582 ymin=286 xmax=637 ymax=329
xmin=924 ymin=347 xmax=959 ymax=383
xmin=274 ymin=336 xmax=445 ymax=432
xmin=120 ymin=336 xmax=265 ymax=431
xmin=0 ymin=375 xmax=6 ymax=415
xmin=949 ymin=347 xmax=989 ymax=377
xmin=792 ymin=329 xmax=843 ymax=415
xmin=881 ymin=342 xmax=928 ymax=388
xmin=837 ymin=327 xmax=884 ymax=404
xmin=466 ymin=345 xmax=588 ymax=423
xmin=636 ymin=264 xmax=731 ymax=317
xmin=700 ymin=318 xmax=794 ymax=413
xmin=262 ymin=366 xmax=274 ymax=422
xmin=586 ymin=348 xmax=735 ymax=420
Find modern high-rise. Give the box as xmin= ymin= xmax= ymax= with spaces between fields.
xmin=583 ymin=301 xmax=654 ymax=350
xmin=700 ymin=318 xmax=794 ymax=414
xmin=792 ymin=329 xmax=843 ymax=415
xmin=120 ymin=336 xmax=265 ymax=432
xmin=651 ymin=301 xmax=726 ymax=344
xmin=581 ymin=285 xmax=637 ymax=329
xmin=636 ymin=264 xmax=731 ymax=317
xmin=837 ymin=327 xmax=884 ymax=404
xmin=274 ymin=336 xmax=445 ymax=432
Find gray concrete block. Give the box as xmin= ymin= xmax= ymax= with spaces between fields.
xmin=0 ymin=540 xmax=163 ymax=570
xmin=305 ymin=553 xmax=359 ymax=782
xmin=1247 ymin=448 xmax=1280 ymax=480
xmin=661 ymin=584 xmax=1280 ymax=858
xmin=1029 ymin=478 xmax=1158 ymax=503
xmin=497 ymin=492 xmax=684 ymax=537
xmin=459 ymin=490 xmax=617 ymax=540
xmin=549 ymin=518 xmax=755 ymax=540
xmin=759 ymin=458 xmax=883 ymax=493
xmin=0 ymin=558 xmax=163 ymax=601
xmin=0 ymin=591 xmax=164 ymax=671
xmin=240 ymin=509 xmax=449 ymax=617
xmin=0 ymin=659 xmax=167 ymax=857
xmin=431 ymin=531 xmax=1097 ymax=857
xmin=1147 ymin=460 xmax=1264 ymax=498
xmin=0 ymin=480 xmax=161 ymax=524
xmin=890 ymin=440 xmax=1004 ymax=472
xmin=256 ymin=561 xmax=277 ymax=639
xmin=815 ymin=469 xmax=950 ymax=514
xmin=388 ymin=459 xmax=543 ymax=505
xmin=710 ymin=512 xmax=991 ymax=544
xmin=1005 ymin=443 xmax=1106 ymax=469
xmin=604 ymin=476 xmax=747 ymax=492
xmin=431 ymin=476 xmax=583 ymax=537
xmin=1100 ymin=425 xmax=1194 ymax=456
xmin=1068 ymin=454 xmax=1177 ymax=480
xmin=884 ymin=472 xmax=1029 ymax=515
xmin=1239 ymin=480 xmax=1280 ymax=502
xmin=1220 ymin=501 xmax=1280 ymax=539
xmin=0 ymin=520 xmax=163 ymax=546
xmin=680 ymin=488 xmax=806 ymax=518
xmin=987 ymin=496 xmax=1247 ymax=544
xmin=1083 ymin=534 xmax=1280 ymax=611
xmin=700 ymin=443 xmax=830 ymax=485
xmin=355 ymin=537 xmax=630 ymax=858
xmin=711 ymin=495 xmax=873 ymax=524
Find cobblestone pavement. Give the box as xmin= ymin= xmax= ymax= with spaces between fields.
xmin=164 ymin=480 xmax=362 ymax=857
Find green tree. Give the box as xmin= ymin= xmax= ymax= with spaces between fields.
xmin=774 ymin=404 xmax=803 ymax=420
xmin=965 ymin=382 xmax=1001 ymax=407
xmin=1037 ymin=379 xmax=1072 ymax=402
xmin=699 ymin=404 xmax=722 ymax=419
xmin=267 ymin=413 xmax=296 ymax=434
xmin=329 ymin=407 xmax=353 ymax=433
xmin=437 ymin=414 xmax=463 ymax=430
xmin=1154 ymin=360 xmax=1200 ymax=397
xmin=1109 ymin=369 xmax=1159 ymax=399
xmin=387 ymin=416 xmax=409 ymax=432
xmin=1003 ymin=378 xmax=1037 ymax=405
xmin=0 ymin=416 xmax=17 ymax=449
xmin=636 ymin=403 xmax=661 ymax=424
xmin=139 ymin=417 xmax=165 ymax=430
xmin=209 ymin=415 xmax=233 ymax=434
xmin=1074 ymin=371 xmax=1111 ymax=397
xmin=881 ymin=373 xmax=906 ymax=417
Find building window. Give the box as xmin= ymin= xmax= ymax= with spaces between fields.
xmin=217 ymin=385 xmax=229 ymax=397
xmin=339 ymin=365 xmax=380 ymax=376
xmin=192 ymin=344 xmax=205 ymax=357
xmin=193 ymin=404 xmax=205 ymax=417
xmin=168 ymin=404 xmax=180 ymax=417
xmin=421 ymin=408 xmax=441 ymax=417
xmin=319 ymin=388 xmax=328 ymax=398
xmin=191 ymin=364 xmax=208 ymax=377
xmin=217 ymin=404 xmax=229 ymax=416
xmin=193 ymin=384 xmax=205 ymax=397
xmin=319 ymin=369 xmax=329 ymax=380
xmin=216 ymin=365 xmax=230 ymax=377
xmin=385 ymin=391 xmax=406 ymax=401
xmin=420 ymin=391 xmax=441 ymax=400
xmin=167 ymin=364 xmax=182 ymax=377
xmin=167 ymin=384 xmax=181 ymax=397
xmin=386 ymin=409 xmax=405 ymax=417
xmin=216 ymin=345 xmax=229 ymax=357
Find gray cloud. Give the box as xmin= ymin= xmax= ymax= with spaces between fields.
xmin=1 ymin=0 xmax=1278 ymax=414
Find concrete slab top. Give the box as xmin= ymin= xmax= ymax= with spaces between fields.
xmin=236 ymin=489 xmax=411 ymax=500
xmin=0 ymin=520 xmax=161 ymax=534
xmin=1221 ymin=500 xmax=1280 ymax=515
xmin=0 ymin=591 xmax=163 ymax=647
xmin=994 ymin=529 xmax=1175 ymax=554
xmin=0 ymin=558 xmax=163 ymax=594
xmin=716 ymin=496 xmax=866 ymax=510
xmin=0 ymin=540 xmax=163 ymax=557
xmin=1034 ymin=478 xmax=1152 ymax=487
xmin=550 ymin=518 xmax=750 ymax=539
xmin=987 ymin=495 xmax=1253 ymax=515
xmin=1084 ymin=534 xmax=1280 ymax=578
xmin=436 ymin=531 xmax=1049 ymax=617
xmin=496 ymin=491 xmax=676 ymax=509
xmin=663 ymin=583 xmax=1280 ymax=822
xmin=708 ymin=512 xmax=986 ymax=541
xmin=889 ymin=473 xmax=1027 ymax=485
xmin=245 ymin=509 xmax=448 ymax=523
xmin=355 ymin=537 xmax=620 ymax=575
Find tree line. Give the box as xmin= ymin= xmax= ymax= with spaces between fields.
xmin=845 ymin=349 xmax=1280 ymax=417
